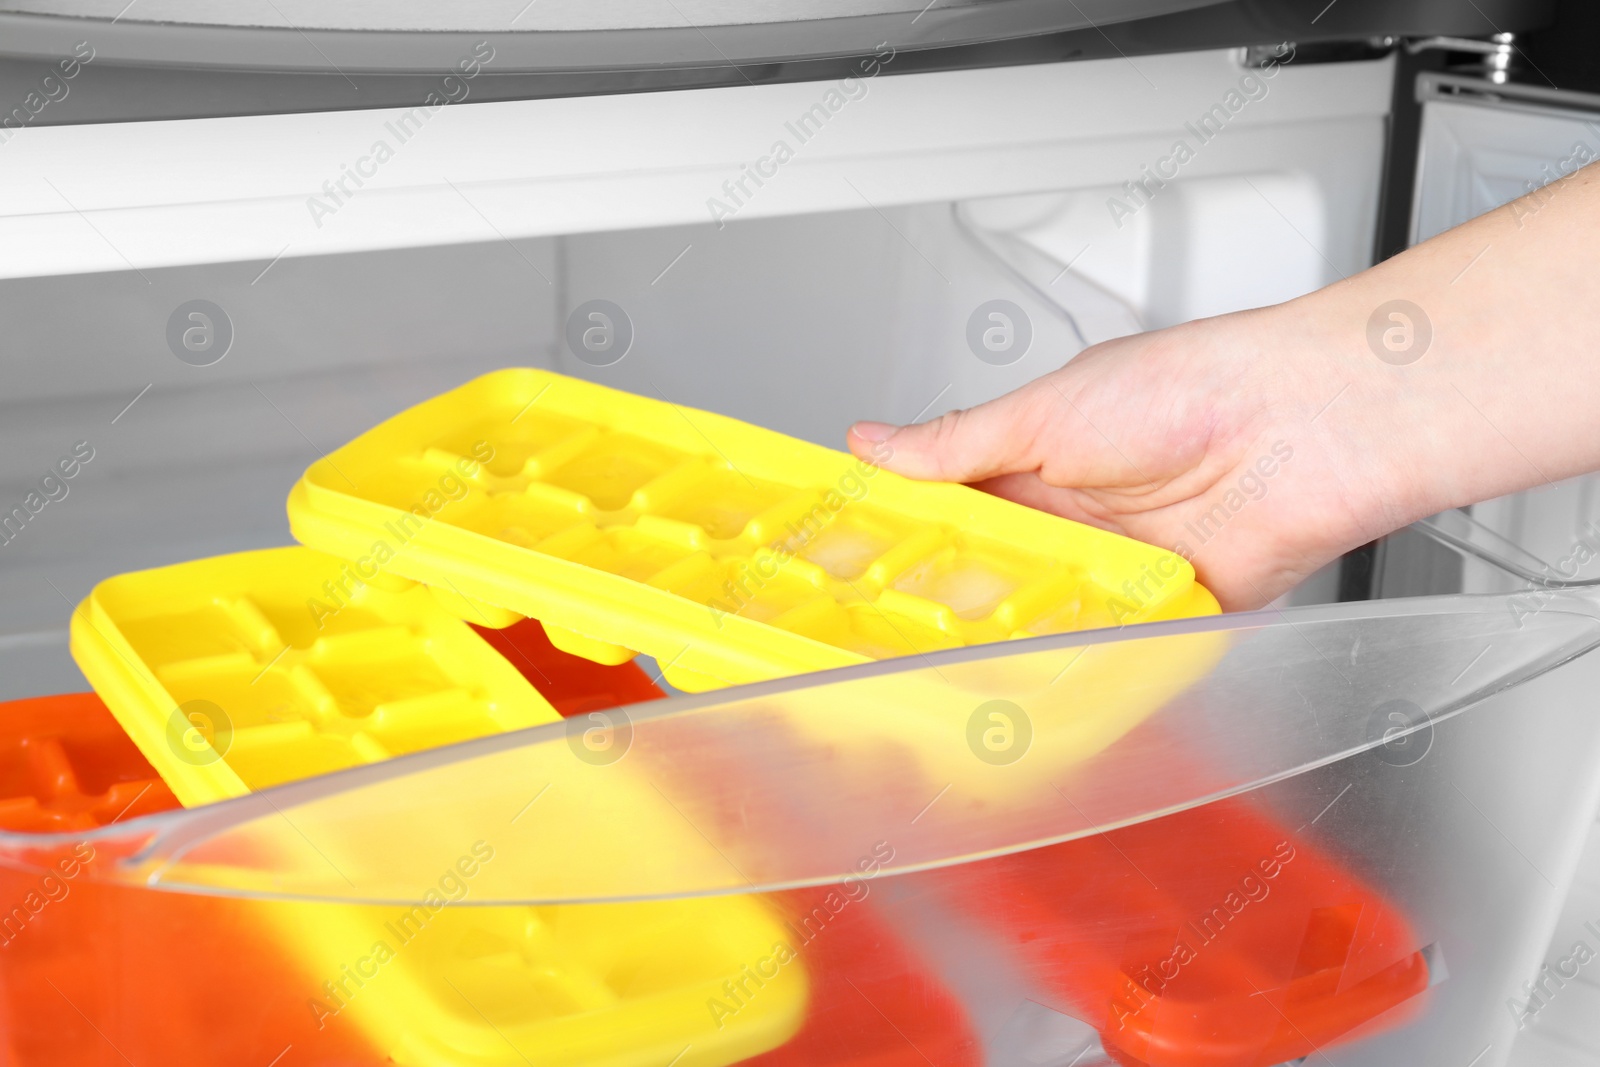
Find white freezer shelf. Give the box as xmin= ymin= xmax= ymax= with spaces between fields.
xmin=0 ymin=48 xmax=1391 ymax=279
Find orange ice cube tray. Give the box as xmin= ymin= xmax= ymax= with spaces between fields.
xmin=287 ymin=369 xmax=1218 ymax=691
xmin=0 ymin=692 xmax=177 ymax=834
xmin=0 ymin=692 xmax=383 ymax=1067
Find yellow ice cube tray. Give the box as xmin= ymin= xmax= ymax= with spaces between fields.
xmin=70 ymin=545 xmax=562 ymax=806
xmin=69 ymin=546 xmax=807 ymax=1067
xmin=288 ymin=368 xmax=1219 ymax=692
xmin=279 ymin=893 xmax=807 ymax=1067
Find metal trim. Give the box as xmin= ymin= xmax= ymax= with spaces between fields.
xmin=1417 ymin=70 xmax=1600 ymax=118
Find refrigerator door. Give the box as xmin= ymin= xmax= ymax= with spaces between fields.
xmin=1367 ymin=74 xmax=1600 ymax=603
xmin=1411 ymin=72 xmax=1600 ymax=246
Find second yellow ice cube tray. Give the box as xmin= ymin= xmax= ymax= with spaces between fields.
xmin=69 ymin=545 xmax=563 ymax=806
xmin=69 ymin=546 xmax=807 ymax=1067
xmin=288 ymin=368 xmax=1219 ymax=692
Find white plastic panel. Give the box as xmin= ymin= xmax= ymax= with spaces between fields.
xmin=0 ymin=48 xmax=1392 ymax=280
xmin=964 ymin=170 xmax=1340 ymax=332
xmin=871 ymin=55 xmax=1389 ymax=487
xmin=1412 ymin=82 xmax=1600 ymax=244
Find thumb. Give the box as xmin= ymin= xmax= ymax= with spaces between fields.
xmin=847 ymin=381 xmax=1054 ymax=483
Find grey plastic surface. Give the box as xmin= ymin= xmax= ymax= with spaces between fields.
xmin=0 ymin=1 xmax=1228 ymax=72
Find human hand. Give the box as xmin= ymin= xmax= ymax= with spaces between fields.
xmin=847 ymin=304 xmax=1423 ymax=611
xmin=849 ymin=162 xmax=1600 ymax=611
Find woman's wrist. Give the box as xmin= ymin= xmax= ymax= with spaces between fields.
xmin=1264 ymin=281 xmax=1463 ymax=552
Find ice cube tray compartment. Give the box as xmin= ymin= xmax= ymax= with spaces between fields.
xmin=0 ymin=693 xmax=177 ymax=833
xmin=289 ymin=369 xmax=1220 ymax=691
xmin=285 ymin=890 xmax=808 ymax=1067
xmin=70 ymin=546 xmax=561 ymax=806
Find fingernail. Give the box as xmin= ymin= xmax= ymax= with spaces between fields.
xmin=850 ymin=421 xmax=899 ymax=443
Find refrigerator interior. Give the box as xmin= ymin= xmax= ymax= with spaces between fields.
xmin=8 ymin=40 xmax=1598 ymax=1066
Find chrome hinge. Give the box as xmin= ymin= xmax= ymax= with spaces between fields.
xmin=1406 ymin=31 xmax=1517 ymax=84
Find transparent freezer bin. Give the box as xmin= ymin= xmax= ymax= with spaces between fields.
xmin=6 ymin=533 xmax=1600 ymax=1066
xmin=49 ymin=347 xmax=1224 ymax=1067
